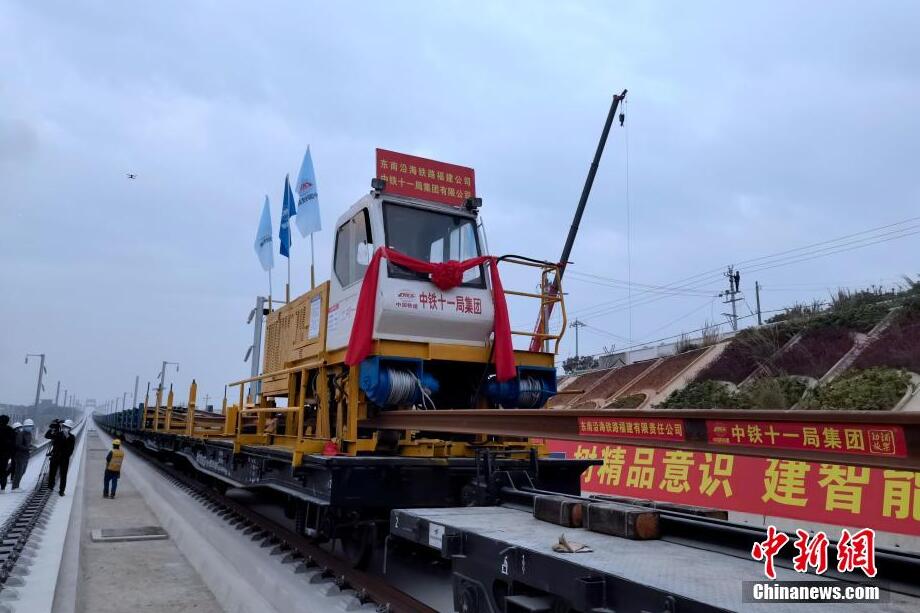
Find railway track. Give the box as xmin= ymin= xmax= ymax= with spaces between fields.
xmin=0 ymin=479 xmax=52 ymax=589
xmin=115 ymin=425 xmax=920 ymax=611
xmin=0 ymin=431 xmax=69 ymax=591
xmin=131 ymin=444 xmax=437 ymax=613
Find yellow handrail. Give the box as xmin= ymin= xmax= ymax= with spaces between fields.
xmin=498 ymin=258 xmax=567 ymax=354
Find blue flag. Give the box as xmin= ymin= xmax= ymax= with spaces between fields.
xmin=254 ymin=195 xmax=274 ymax=271
xmin=294 ymin=146 xmax=322 ymax=237
xmin=279 ymin=174 xmax=296 ymax=257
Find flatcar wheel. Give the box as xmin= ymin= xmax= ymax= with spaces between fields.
xmin=341 ymin=524 xmax=372 ymax=569
xmin=457 ymin=583 xmax=479 ymax=613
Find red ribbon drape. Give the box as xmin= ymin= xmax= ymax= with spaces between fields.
xmin=344 ymin=247 xmax=516 ymax=382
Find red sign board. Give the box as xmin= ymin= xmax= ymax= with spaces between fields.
xmin=706 ymin=420 xmax=906 ymax=458
xmin=550 ymin=440 xmax=920 ymax=537
xmin=375 ymin=148 xmax=475 ymax=207
xmin=578 ymin=416 xmax=685 ymax=441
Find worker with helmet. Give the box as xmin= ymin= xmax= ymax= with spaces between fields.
xmin=104 ymin=439 xmax=124 ymax=499
xmin=0 ymin=415 xmax=14 ymax=491
xmin=45 ymin=418 xmax=76 ymax=496
xmin=10 ymin=419 xmax=33 ymax=489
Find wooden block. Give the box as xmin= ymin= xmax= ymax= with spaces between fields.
xmin=533 ymin=495 xmax=584 ymax=528
xmin=584 ymin=502 xmax=660 ymax=540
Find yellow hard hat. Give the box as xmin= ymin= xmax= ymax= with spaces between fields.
xmin=112 ymin=439 xmax=121 ymax=446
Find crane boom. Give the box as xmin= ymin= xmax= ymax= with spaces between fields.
xmin=530 ymin=89 xmax=627 ymax=352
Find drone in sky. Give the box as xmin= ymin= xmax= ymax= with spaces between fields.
xmin=126 ymin=173 xmax=137 ymax=180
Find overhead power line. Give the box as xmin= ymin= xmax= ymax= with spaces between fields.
xmin=566 ymin=271 xmax=714 ymax=296
xmin=557 ymin=215 xmax=920 ymax=324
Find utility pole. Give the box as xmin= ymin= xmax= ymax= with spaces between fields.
xmin=246 ymin=296 xmax=267 ymax=401
xmin=55 ymin=381 xmax=61 ymax=406
xmin=132 ymin=375 xmax=139 ymax=410
xmin=720 ymin=266 xmax=742 ymax=332
xmin=25 ymin=353 xmax=46 ymax=409
xmin=157 ymin=361 xmax=180 ymax=400
xmin=755 ymin=281 xmax=763 ymax=326
xmin=569 ymin=319 xmax=587 ymax=358
xmin=122 ymin=392 xmax=127 ymax=412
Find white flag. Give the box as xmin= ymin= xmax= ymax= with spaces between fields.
xmin=254 ymin=195 xmax=274 ymax=271
xmin=294 ymin=146 xmax=322 ymax=237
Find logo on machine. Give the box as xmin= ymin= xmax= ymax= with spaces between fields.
xmin=396 ymin=290 xmax=419 ymax=311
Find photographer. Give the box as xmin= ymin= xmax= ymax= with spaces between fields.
xmin=45 ymin=419 xmax=76 ymax=496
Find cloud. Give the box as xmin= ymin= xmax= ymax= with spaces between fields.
xmin=1 ymin=0 xmax=918 ymax=402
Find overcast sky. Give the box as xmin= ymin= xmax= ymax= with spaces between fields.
xmin=2 ymin=1 xmax=918 ymax=408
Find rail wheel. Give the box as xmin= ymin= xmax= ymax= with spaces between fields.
xmin=341 ymin=523 xmax=373 ymax=569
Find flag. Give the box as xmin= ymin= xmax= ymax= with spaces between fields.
xmin=279 ymin=174 xmax=296 ymax=257
xmin=294 ymin=146 xmax=322 ymax=237
xmin=253 ymin=195 xmax=274 ymax=271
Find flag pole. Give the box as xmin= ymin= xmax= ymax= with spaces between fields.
xmin=268 ymin=269 xmax=273 ymax=313
xmin=286 ymin=257 xmax=291 ymax=303
xmin=310 ymin=234 xmax=315 ymax=289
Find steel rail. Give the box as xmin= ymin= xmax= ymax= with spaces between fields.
xmin=361 ymin=408 xmax=920 ymax=470
xmin=0 ymin=481 xmax=52 ymax=587
xmin=0 ymin=418 xmax=86 ymax=589
xmin=131 ymin=445 xmax=436 ymax=613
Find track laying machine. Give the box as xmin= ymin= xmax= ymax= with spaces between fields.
xmin=99 ymin=146 xmax=599 ymax=561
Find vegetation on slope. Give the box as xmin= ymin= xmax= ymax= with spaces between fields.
xmin=770 ymin=326 xmax=853 ymax=378
xmin=659 ymin=376 xmax=806 ymax=410
xmin=694 ymin=323 xmax=800 ymax=384
xmin=801 ymin=367 xmax=912 ymax=411
xmin=853 ymin=308 xmax=920 ymax=374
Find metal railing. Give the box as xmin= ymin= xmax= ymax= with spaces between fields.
xmin=498 ymin=255 xmax=567 ymax=354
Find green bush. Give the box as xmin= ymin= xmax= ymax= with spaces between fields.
xmin=659 ymin=380 xmax=746 ymax=409
xmin=660 ymin=376 xmax=809 ymax=410
xmin=805 ymin=301 xmax=889 ymax=333
xmin=801 ymin=367 xmax=911 ymax=411
xmin=742 ymin=376 xmax=807 ymax=409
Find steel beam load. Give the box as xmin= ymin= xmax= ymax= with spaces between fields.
xmin=362 ymin=408 xmax=920 ymax=471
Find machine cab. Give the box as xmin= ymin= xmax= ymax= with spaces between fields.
xmin=325 ymin=192 xmax=495 ymax=352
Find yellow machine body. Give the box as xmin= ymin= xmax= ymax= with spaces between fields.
xmin=142 ymin=192 xmax=567 ymax=465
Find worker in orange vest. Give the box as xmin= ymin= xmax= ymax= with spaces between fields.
xmin=104 ymin=439 xmax=125 ymax=499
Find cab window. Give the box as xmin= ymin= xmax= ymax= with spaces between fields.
xmin=383 ymin=202 xmax=484 ymax=287
xmin=333 ymin=209 xmax=372 ymax=287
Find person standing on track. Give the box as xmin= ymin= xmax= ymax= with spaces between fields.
xmin=103 ymin=439 xmax=124 ymax=499
xmin=0 ymin=416 xmax=14 ymax=491
xmin=46 ymin=419 xmax=76 ymax=496
xmin=11 ymin=419 xmax=33 ymax=489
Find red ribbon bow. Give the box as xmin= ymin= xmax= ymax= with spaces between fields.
xmin=344 ymin=247 xmax=516 ymax=381
xmin=430 ymin=260 xmax=465 ymax=290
